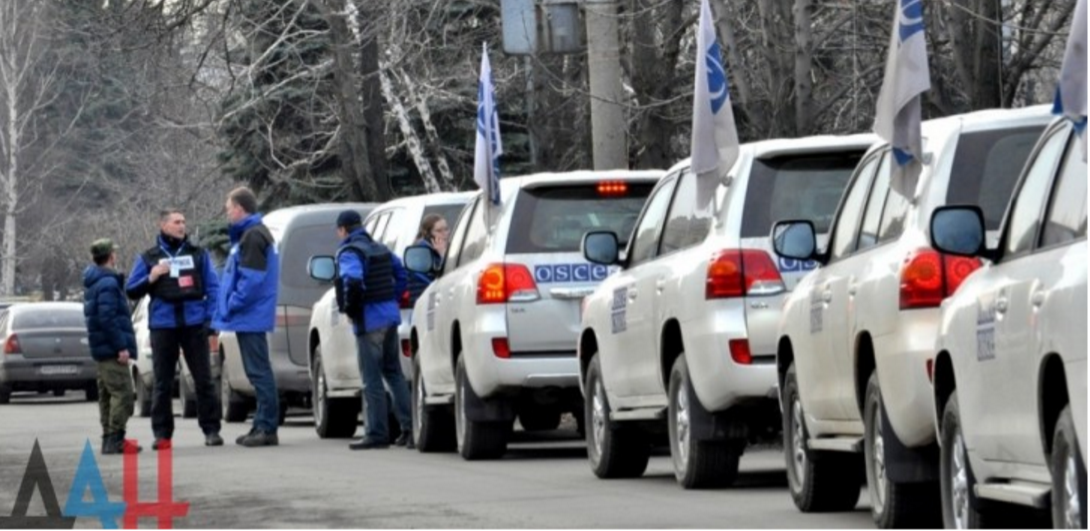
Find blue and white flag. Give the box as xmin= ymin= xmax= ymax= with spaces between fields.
xmin=874 ymin=0 xmax=931 ymax=198
xmin=1054 ymin=0 xmax=1087 ymax=161
xmin=475 ymin=43 xmax=503 ymax=205
xmin=690 ymin=0 xmax=739 ymax=181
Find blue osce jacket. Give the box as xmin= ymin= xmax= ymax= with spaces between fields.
xmin=337 ymin=229 xmax=408 ymax=335
xmin=83 ymin=266 xmax=138 ymax=361
xmin=213 ymin=214 xmax=280 ymax=333
xmin=126 ymin=235 xmax=220 ymax=330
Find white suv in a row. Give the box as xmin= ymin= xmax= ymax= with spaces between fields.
xmin=930 ymin=116 xmax=1086 ymax=528
xmin=306 ymin=193 xmax=471 ymax=438
xmin=772 ymin=105 xmax=1052 ymax=527
xmin=405 ymin=171 xmax=661 ymax=460
xmin=577 ymin=135 xmax=874 ymax=489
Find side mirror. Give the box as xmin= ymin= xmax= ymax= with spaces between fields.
xmin=772 ymin=220 xmax=817 ymax=261
xmin=308 ymin=256 xmax=336 ymax=282
xmin=583 ymin=231 xmax=620 ymax=266
xmin=404 ymin=246 xmax=437 ymax=274
xmin=930 ymin=206 xmax=985 ymax=257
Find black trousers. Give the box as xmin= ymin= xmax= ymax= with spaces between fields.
xmin=151 ymin=326 xmax=221 ymax=439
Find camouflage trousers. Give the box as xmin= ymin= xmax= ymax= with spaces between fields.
xmin=96 ymin=360 xmax=134 ymax=435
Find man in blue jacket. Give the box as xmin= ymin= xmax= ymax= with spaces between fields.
xmin=84 ymin=239 xmax=142 ymax=455
xmin=127 ymin=209 xmax=223 ymax=449
xmin=214 ymin=187 xmax=281 ymax=448
xmin=334 ymin=210 xmax=412 ymax=450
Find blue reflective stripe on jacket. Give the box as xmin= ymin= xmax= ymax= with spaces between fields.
xmin=336 ymin=229 xmax=407 ymax=334
xmin=213 ymin=214 xmax=280 ymax=333
xmin=125 ymin=239 xmax=220 ymax=330
xmin=83 ymin=265 xmax=138 ymax=361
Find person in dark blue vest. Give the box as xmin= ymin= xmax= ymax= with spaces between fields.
xmin=333 ymin=210 xmax=411 ymax=450
xmin=126 ymin=209 xmax=222 ymax=449
xmin=214 ymin=187 xmax=281 ymax=448
xmin=405 ymin=213 xmax=449 ymax=307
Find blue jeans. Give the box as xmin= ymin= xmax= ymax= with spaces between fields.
xmin=237 ymin=332 xmax=279 ymax=434
xmin=357 ymin=327 xmax=411 ymax=441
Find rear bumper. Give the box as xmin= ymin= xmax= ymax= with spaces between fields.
xmin=683 ymin=303 xmax=778 ymax=413
xmin=0 ymin=357 xmax=97 ymax=390
xmin=220 ymin=332 xmax=311 ymax=396
xmin=463 ymin=310 xmax=580 ymax=398
xmin=874 ymin=308 xmax=941 ymax=448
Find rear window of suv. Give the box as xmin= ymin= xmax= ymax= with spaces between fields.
xmin=422 ymin=203 xmax=467 ymax=233
xmin=945 ymin=126 xmax=1045 ymax=230
xmin=741 ymin=152 xmax=865 ymax=237
xmin=506 ymin=184 xmax=655 ymax=254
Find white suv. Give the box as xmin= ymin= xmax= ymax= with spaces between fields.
xmin=405 ymin=171 xmax=661 ymax=459
xmin=930 ymin=117 xmax=1086 ymax=528
xmin=772 ymin=105 xmax=1052 ymax=526
xmin=577 ymin=135 xmax=874 ymax=489
xmin=306 ymin=192 xmax=471 ymax=438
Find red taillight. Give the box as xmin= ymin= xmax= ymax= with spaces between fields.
xmin=926 ymin=359 xmax=934 ymax=383
xmin=706 ymin=250 xmax=786 ymax=299
xmin=899 ymin=249 xmax=981 ymax=309
xmin=597 ymin=181 xmax=628 ymax=197
xmin=491 ymin=337 xmax=511 ymax=359
xmin=729 ymin=339 xmax=752 ymax=365
xmin=476 ymin=264 xmax=539 ymax=304
xmin=400 ymin=290 xmax=412 ymax=309
xmin=401 ymin=339 xmax=411 ymax=358
xmin=4 ymin=334 xmax=20 ymax=355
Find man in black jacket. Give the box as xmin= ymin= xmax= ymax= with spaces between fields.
xmin=83 ymin=239 xmax=142 ymax=455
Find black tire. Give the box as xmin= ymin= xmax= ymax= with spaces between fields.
xmin=312 ymin=349 xmax=360 ymax=439
xmin=940 ymin=394 xmax=991 ymax=529
xmin=221 ymin=363 xmax=249 ymax=423
xmin=85 ymin=384 xmax=99 ymax=402
xmin=180 ymin=377 xmax=197 ymax=419
xmin=413 ymin=355 xmax=455 ymax=452
xmin=52 ymin=389 xmax=65 ymax=397
xmin=863 ymin=373 xmax=940 ymax=528
xmin=783 ymin=362 xmax=862 ymax=512
xmin=585 ymin=354 xmax=650 ymax=479
xmin=0 ymin=385 xmax=10 ymax=404
xmin=454 ymin=356 xmax=509 ymax=460
xmin=278 ymin=401 xmax=288 ymax=426
xmin=1051 ymin=405 xmax=1087 ymax=529
xmin=134 ymin=370 xmax=152 ymax=418
xmin=519 ymin=409 xmax=562 ymax=432
xmin=669 ymin=354 xmax=741 ymax=489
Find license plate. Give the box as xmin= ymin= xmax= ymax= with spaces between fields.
xmin=40 ymin=365 xmax=78 ymax=376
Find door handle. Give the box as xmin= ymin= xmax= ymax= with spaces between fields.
xmin=656 ymin=280 xmax=665 ymax=293
xmin=995 ymin=298 xmax=1009 ymax=314
xmin=822 ymin=290 xmax=833 ymax=304
xmin=848 ymin=285 xmax=857 ymax=297
xmin=1031 ymin=291 xmax=1046 ymax=308
xmin=628 ymin=289 xmax=639 ymax=301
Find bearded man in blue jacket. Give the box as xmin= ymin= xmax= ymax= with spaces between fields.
xmin=213 ymin=187 xmax=281 ymax=448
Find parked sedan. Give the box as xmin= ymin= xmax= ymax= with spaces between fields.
xmin=0 ymin=302 xmax=98 ymax=403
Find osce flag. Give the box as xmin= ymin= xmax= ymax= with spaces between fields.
xmin=1053 ymin=0 xmax=1087 ymax=161
xmin=874 ymin=0 xmax=931 ymax=198
xmin=690 ymin=0 xmax=739 ymax=181
xmin=475 ymin=43 xmax=503 ymax=205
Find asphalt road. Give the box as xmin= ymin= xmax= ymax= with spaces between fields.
xmin=0 ymin=392 xmax=876 ymax=528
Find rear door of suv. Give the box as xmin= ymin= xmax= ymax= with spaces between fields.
xmin=504 ymin=180 xmax=655 ymax=355
xmin=740 ymin=150 xmax=865 ymax=359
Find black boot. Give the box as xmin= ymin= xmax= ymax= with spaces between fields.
xmin=102 ymin=433 xmax=122 ymax=455
xmin=101 ymin=434 xmax=115 ymax=455
xmin=117 ymin=431 xmax=142 ymax=454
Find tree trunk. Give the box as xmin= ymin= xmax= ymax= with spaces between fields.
xmin=317 ymin=0 xmax=380 ymax=201
xmin=357 ymin=5 xmax=390 ymax=200
xmin=2 ymin=39 xmax=19 ymax=297
xmin=793 ymin=0 xmax=814 ymax=135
